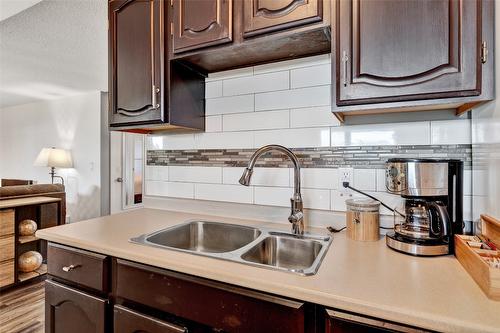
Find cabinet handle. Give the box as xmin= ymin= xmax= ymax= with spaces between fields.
xmin=62 ymin=264 xmax=80 ymax=272
xmin=342 ymin=51 xmax=349 ymax=87
xmin=152 ymin=85 xmax=160 ymax=109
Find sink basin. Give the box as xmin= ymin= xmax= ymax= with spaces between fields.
xmin=131 ymin=221 xmax=331 ymax=276
xmin=241 ymin=233 xmax=324 ymax=272
xmin=143 ymin=221 xmax=261 ymax=253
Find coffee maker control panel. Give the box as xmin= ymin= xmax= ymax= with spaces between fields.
xmin=386 ymin=162 xmax=407 ymax=193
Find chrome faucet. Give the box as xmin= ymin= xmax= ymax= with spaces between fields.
xmin=239 ymin=145 xmax=304 ymax=235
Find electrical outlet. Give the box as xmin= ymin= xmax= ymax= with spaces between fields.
xmin=338 ymin=167 xmax=353 ymax=193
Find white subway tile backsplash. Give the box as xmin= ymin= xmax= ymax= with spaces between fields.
xmin=302 ymin=188 xmax=330 ymax=210
xmin=146 ymin=55 xmax=474 ymax=218
xmin=253 ymin=54 xmax=330 ymax=74
xmin=222 ymin=167 xmax=245 ymax=185
xmin=206 ymin=67 xmax=253 ymax=81
xmin=205 ymin=115 xmax=223 ymax=132
xmin=290 ymin=106 xmax=340 ymax=128
xmin=431 ymin=119 xmax=471 ymax=145
xmin=254 ymin=187 xmax=292 ymax=207
xmin=290 ymin=64 xmax=331 ymax=89
xmin=205 ymin=81 xmax=223 ymax=98
xmin=463 ymin=170 xmax=472 ymax=196
xmin=298 ymin=168 xmax=338 ymax=189
xmin=194 ymin=131 xmax=254 ymax=149
xmin=145 ymin=180 xmax=165 ymax=196
xmin=164 ymin=182 xmax=195 ymax=199
xmin=223 ymin=71 xmax=289 ymax=96
xmin=223 ymin=110 xmax=289 ymax=131
xmin=255 ymin=85 xmax=330 ymax=111
xmin=223 ymin=167 xmax=290 ymax=187
xmin=254 ymin=127 xmax=330 ymax=148
xmin=331 ymin=190 xmax=403 ymax=216
xmin=146 ymin=134 xmax=196 ymax=150
xmin=206 ymin=94 xmax=254 ymax=115
xmin=331 ymin=122 xmax=431 ymax=146
xmin=463 ymin=195 xmax=473 ymax=221
xmin=353 ymin=169 xmax=376 ymax=191
xmin=169 ymin=166 xmax=222 ymax=183
xmin=376 ymin=169 xmax=386 ymax=192
xmin=195 ymin=184 xmax=253 ymax=204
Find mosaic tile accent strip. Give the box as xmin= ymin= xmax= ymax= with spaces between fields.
xmin=147 ymin=145 xmax=472 ymax=169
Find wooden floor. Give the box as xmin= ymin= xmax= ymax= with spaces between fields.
xmin=0 ymin=280 xmax=45 ymax=333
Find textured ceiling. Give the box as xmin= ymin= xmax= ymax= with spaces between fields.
xmin=0 ymin=0 xmax=43 ymax=21
xmin=0 ymin=0 xmax=107 ymax=108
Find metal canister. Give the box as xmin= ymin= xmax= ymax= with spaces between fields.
xmin=345 ymin=199 xmax=380 ymax=241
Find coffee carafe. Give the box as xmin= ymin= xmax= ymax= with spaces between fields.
xmin=385 ymin=159 xmax=463 ymax=256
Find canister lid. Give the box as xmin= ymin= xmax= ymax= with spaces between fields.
xmin=345 ymin=198 xmax=380 ymax=212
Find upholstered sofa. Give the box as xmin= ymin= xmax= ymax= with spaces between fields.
xmin=0 ymin=184 xmax=66 ymax=224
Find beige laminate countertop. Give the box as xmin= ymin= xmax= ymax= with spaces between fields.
xmin=36 ymin=208 xmax=500 ymax=333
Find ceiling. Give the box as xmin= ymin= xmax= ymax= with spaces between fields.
xmin=0 ymin=0 xmax=107 ymax=108
xmin=0 ymin=0 xmax=43 ymax=21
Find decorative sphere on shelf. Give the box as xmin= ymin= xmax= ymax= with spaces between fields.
xmin=18 ymin=251 xmax=43 ymax=272
xmin=19 ymin=219 xmax=37 ymax=236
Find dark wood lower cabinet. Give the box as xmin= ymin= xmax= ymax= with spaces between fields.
xmin=45 ymin=280 xmax=106 ymax=333
xmin=44 ymin=243 xmax=432 ymax=333
xmin=113 ymin=305 xmax=187 ymax=333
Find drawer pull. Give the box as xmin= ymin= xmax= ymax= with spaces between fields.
xmin=62 ymin=264 xmax=80 ymax=272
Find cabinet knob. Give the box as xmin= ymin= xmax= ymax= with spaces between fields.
xmin=62 ymin=264 xmax=80 ymax=272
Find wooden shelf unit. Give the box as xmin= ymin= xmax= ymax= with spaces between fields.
xmin=0 ymin=196 xmax=62 ymax=290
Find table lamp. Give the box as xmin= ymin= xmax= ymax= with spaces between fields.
xmin=34 ymin=147 xmax=73 ymax=185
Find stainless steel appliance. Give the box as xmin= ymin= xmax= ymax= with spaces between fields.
xmin=385 ymin=158 xmax=463 ymax=256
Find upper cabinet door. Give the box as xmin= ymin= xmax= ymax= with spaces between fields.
xmin=335 ymin=0 xmax=482 ymax=106
xmin=243 ymin=0 xmax=323 ymax=37
xmin=109 ymin=0 xmax=163 ymax=126
xmin=172 ymin=0 xmax=232 ymax=53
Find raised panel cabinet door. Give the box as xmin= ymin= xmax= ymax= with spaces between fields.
xmin=172 ymin=0 xmax=232 ymax=53
xmin=243 ymin=0 xmax=323 ymax=37
xmin=113 ymin=305 xmax=187 ymax=333
xmin=45 ymin=280 xmax=106 ymax=333
xmin=335 ymin=0 xmax=482 ymax=106
xmin=109 ymin=0 xmax=163 ymax=126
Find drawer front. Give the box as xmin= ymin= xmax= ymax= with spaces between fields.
xmin=114 ymin=305 xmax=187 ymax=333
xmin=0 ymin=235 xmax=14 ymax=261
xmin=0 ymin=259 xmax=14 ymax=287
xmin=0 ymin=209 xmax=15 ymax=236
xmin=48 ymin=243 xmax=109 ymax=292
xmin=45 ymin=280 xmax=107 ymax=333
xmin=115 ymin=259 xmax=305 ymax=333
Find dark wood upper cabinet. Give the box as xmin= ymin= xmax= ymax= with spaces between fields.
xmin=332 ymin=0 xmax=494 ymax=119
xmin=336 ymin=0 xmax=480 ymax=105
xmin=108 ymin=0 xmax=205 ymax=132
xmin=45 ymin=280 xmax=107 ymax=333
xmin=109 ymin=0 xmax=163 ymax=126
xmin=172 ymin=0 xmax=232 ymax=53
xmin=243 ymin=0 xmax=323 ymax=37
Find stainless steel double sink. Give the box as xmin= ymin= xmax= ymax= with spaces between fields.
xmin=130 ymin=220 xmax=332 ymax=276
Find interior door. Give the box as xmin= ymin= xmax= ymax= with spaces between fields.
xmin=172 ymin=0 xmax=232 ymax=53
xmin=110 ymin=132 xmax=144 ymax=214
xmin=109 ymin=0 xmax=163 ymax=126
xmin=335 ymin=0 xmax=481 ymax=106
xmin=243 ymin=0 xmax=323 ymax=37
xmin=109 ymin=131 xmax=123 ymax=214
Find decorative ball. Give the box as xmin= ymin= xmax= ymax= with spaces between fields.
xmin=18 ymin=251 xmax=43 ymax=272
xmin=19 ymin=219 xmax=37 ymax=236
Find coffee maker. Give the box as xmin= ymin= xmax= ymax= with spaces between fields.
xmin=385 ymin=158 xmax=463 ymax=256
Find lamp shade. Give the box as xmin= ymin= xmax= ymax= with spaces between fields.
xmin=34 ymin=148 xmax=73 ymax=168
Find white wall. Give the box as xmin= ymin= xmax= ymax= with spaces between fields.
xmin=471 ymin=3 xmax=500 ymax=220
xmin=144 ymin=55 xmax=476 ymax=224
xmin=0 ymin=91 xmax=102 ymax=222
